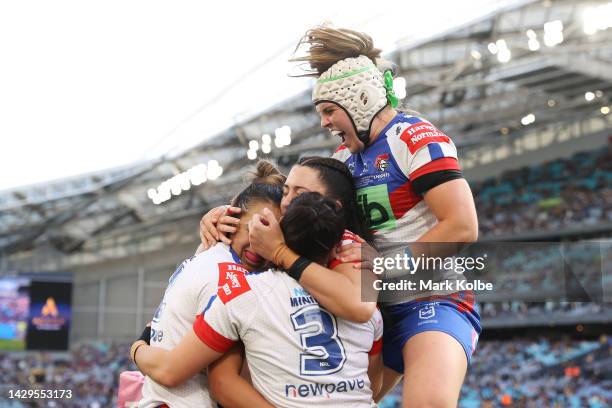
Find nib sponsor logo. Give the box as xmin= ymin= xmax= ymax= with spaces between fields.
xmin=285 ymin=378 xmax=367 ymax=398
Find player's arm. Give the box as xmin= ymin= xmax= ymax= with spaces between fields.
xmin=374 ymin=368 xmax=403 ymax=403
xmin=130 ymin=330 xmax=223 ymax=388
xmin=367 ymin=309 xmax=384 ymax=398
xmin=395 ymin=130 xmax=478 ymax=256
xmin=368 ymin=352 xmax=384 ymax=398
xmin=208 ymin=344 xmax=274 ymax=408
xmin=249 ymin=209 xmax=376 ymax=323
xmin=417 ymin=178 xmax=478 ymax=243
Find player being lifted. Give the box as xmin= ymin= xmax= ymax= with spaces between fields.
xmin=131 ymin=191 xmax=384 ymax=408
xmin=286 ymin=26 xmax=481 ymax=407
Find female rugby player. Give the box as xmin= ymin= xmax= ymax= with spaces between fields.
xmin=136 ymin=162 xmax=283 ymax=408
xmin=132 ymin=192 xmax=384 ymax=408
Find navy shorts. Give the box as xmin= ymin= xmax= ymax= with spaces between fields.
xmin=382 ymin=292 xmax=481 ymax=374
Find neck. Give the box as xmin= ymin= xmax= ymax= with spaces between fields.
xmin=369 ymin=108 xmax=397 ymax=143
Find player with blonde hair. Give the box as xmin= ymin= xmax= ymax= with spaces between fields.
xmin=243 ymin=25 xmax=481 ymax=407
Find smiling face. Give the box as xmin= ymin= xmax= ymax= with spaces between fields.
xmin=280 ymin=165 xmax=328 ymax=215
xmin=230 ymin=200 xmax=282 ymax=271
xmin=316 ymin=102 xmax=365 ymax=154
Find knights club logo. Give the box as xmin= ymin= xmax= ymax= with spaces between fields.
xmin=375 ymin=154 xmax=389 ymax=172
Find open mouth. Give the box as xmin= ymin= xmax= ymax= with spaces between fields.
xmin=331 ymin=129 xmax=345 ymax=143
xmin=243 ymin=249 xmax=263 ymax=265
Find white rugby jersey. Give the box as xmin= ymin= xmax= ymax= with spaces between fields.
xmin=193 ymin=268 xmax=383 ymax=408
xmin=140 ymin=243 xmax=240 ymax=408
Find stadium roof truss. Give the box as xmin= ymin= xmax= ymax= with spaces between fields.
xmin=1 ymin=0 xmax=611 ymax=270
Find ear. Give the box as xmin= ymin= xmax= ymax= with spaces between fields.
xmin=335 ymin=199 xmax=342 ymax=209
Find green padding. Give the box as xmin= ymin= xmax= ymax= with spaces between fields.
xmin=317 ymin=66 xmax=373 ymax=84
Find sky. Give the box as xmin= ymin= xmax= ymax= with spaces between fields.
xmin=0 ymin=0 xmax=512 ymax=191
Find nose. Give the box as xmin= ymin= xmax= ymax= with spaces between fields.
xmin=281 ymin=193 xmax=292 ymax=214
xmin=320 ymin=114 xmax=331 ymax=129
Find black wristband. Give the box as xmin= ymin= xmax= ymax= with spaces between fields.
xmin=139 ymin=326 xmax=152 ymax=345
xmin=287 ymin=256 xmax=312 ymax=282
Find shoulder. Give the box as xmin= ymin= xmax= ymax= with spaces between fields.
xmin=182 ymin=243 xmax=235 ymax=282
xmin=244 ymin=269 xmax=291 ymax=291
xmin=385 ymin=113 xmax=453 ymax=155
xmin=216 ymin=268 xmax=289 ymax=305
xmin=331 ymin=145 xmax=352 ymax=162
xmin=216 ymin=262 xmax=252 ymax=304
xmin=192 ymin=242 xmax=233 ymax=266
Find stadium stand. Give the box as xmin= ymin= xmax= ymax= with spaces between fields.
xmin=0 ymin=337 xmax=608 ymax=407
xmin=0 ymin=342 xmax=134 ymax=407
xmin=474 ymin=145 xmax=611 ymax=237
xmin=380 ymin=336 xmax=611 ymax=408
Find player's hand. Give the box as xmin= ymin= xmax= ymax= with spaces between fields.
xmin=199 ymin=206 xmax=241 ymax=249
xmin=337 ymin=235 xmax=379 ymax=273
xmin=248 ymin=207 xmax=284 ymax=262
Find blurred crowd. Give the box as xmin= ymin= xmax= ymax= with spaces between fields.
xmin=473 ymin=145 xmax=611 ymax=236
xmin=0 ymin=342 xmax=133 ymax=407
xmin=465 ymin=241 xmax=610 ymax=296
xmin=479 ymin=301 xmax=610 ymax=320
xmin=0 ymin=336 xmax=609 ymax=407
xmin=380 ymin=336 xmax=611 ymax=408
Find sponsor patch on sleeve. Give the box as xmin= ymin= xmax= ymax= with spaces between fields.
xmin=400 ymin=122 xmax=450 ymax=154
xmin=217 ymin=262 xmax=251 ymax=303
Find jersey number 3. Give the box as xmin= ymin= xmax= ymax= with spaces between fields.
xmin=291 ymin=305 xmax=347 ymax=376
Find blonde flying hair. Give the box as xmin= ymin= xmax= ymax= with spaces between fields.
xmin=291 ymin=25 xmax=418 ymax=115
xmin=291 ymin=25 xmax=386 ymax=77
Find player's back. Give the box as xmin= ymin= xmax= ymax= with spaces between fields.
xmin=140 ymin=243 xmax=237 ymax=408
xmin=199 ymin=269 xmax=382 ymax=408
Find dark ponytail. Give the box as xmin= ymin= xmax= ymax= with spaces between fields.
xmin=281 ymin=192 xmax=345 ymax=265
xmin=297 ymin=157 xmax=373 ymax=243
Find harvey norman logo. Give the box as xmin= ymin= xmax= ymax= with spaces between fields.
xmin=400 ymin=122 xmax=450 ymax=153
xmin=407 ymin=125 xmax=445 ymax=144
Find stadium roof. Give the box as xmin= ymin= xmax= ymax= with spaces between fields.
xmin=2 ymin=0 xmax=611 ymax=267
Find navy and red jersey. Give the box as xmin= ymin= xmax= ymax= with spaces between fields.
xmin=333 ymin=112 xmax=462 ymax=243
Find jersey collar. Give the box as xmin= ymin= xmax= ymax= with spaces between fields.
xmin=228 ymin=246 xmax=242 ymax=264
xmin=376 ymin=112 xmax=406 ymax=142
